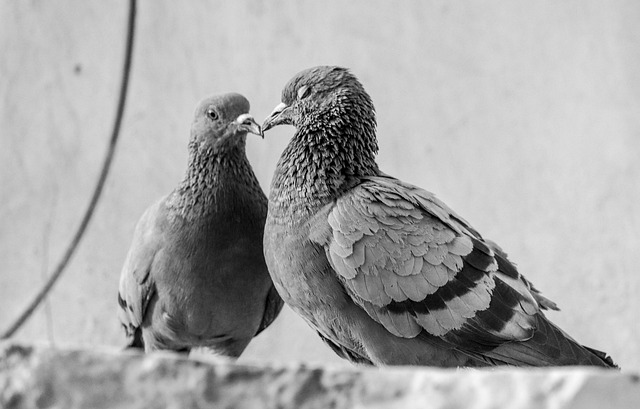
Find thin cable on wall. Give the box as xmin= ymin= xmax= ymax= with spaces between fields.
xmin=1 ymin=0 xmax=138 ymax=339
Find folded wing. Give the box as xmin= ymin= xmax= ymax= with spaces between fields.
xmin=312 ymin=175 xmax=548 ymax=355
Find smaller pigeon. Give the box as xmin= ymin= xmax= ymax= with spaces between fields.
xmin=117 ymin=93 xmax=283 ymax=357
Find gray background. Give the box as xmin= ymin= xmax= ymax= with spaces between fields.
xmin=1 ymin=1 xmax=638 ymax=369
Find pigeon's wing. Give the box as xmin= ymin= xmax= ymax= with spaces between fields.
xmin=484 ymin=238 xmax=559 ymax=311
xmin=117 ymin=200 xmax=165 ymax=347
xmin=254 ymin=285 xmax=285 ymax=336
xmin=311 ymin=175 xmax=552 ymax=360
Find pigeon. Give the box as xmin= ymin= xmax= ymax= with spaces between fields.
xmin=261 ymin=66 xmax=617 ymax=368
xmin=117 ymin=93 xmax=283 ymax=357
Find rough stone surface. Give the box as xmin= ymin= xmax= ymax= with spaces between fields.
xmin=1 ymin=343 xmax=638 ymax=409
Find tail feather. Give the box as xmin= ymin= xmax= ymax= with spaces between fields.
xmin=123 ymin=326 xmax=145 ymax=351
xmin=484 ymin=314 xmax=618 ymax=368
xmin=584 ymin=345 xmax=618 ymax=368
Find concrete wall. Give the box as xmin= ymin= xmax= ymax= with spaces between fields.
xmin=1 ymin=1 xmax=639 ymax=369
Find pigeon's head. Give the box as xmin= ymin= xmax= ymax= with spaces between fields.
xmin=262 ymin=66 xmax=375 ymax=134
xmin=191 ymin=93 xmax=262 ymax=150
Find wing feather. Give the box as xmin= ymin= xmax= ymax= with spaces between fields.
xmin=313 ymin=176 xmax=549 ymax=354
xmin=117 ymin=201 xmax=166 ymax=343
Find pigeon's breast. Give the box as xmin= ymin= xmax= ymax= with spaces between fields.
xmin=150 ymin=211 xmax=270 ymax=346
xmin=263 ymin=214 xmax=354 ymax=338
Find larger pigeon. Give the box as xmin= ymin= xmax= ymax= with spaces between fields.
xmin=118 ymin=93 xmax=283 ymax=357
xmin=261 ymin=66 xmax=616 ymax=368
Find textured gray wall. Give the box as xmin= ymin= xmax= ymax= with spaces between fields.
xmin=1 ymin=1 xmax=639 ymax=369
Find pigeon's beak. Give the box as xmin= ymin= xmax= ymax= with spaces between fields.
xmin=262 ymin=102 xmax=292 ymax=133
xmin=236 ymin=114 xmax=263 ymax=138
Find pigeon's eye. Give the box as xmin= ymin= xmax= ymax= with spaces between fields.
xmin=206 ymin=108 xmax=219 ymax=121
xmin=297 ymin=85 xmax=311 ymax=100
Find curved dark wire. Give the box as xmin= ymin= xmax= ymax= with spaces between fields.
xmin=1 ymin=0 xmax=137 ymax=339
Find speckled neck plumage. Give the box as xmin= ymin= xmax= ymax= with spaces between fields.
xmin=270 ymin=91 xmax=379 ymax=218
xmin=167 ymin=138 xmax=264 ymax=221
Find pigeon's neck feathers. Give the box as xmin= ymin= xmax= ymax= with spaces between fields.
xmin=167 ymin=137 xmax=264 ymax=221
xmin=271 ymin=90 xmax=379 ymax=216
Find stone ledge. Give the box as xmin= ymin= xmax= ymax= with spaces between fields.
xmin=0 ymin=342 xmax=638 ymax=409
